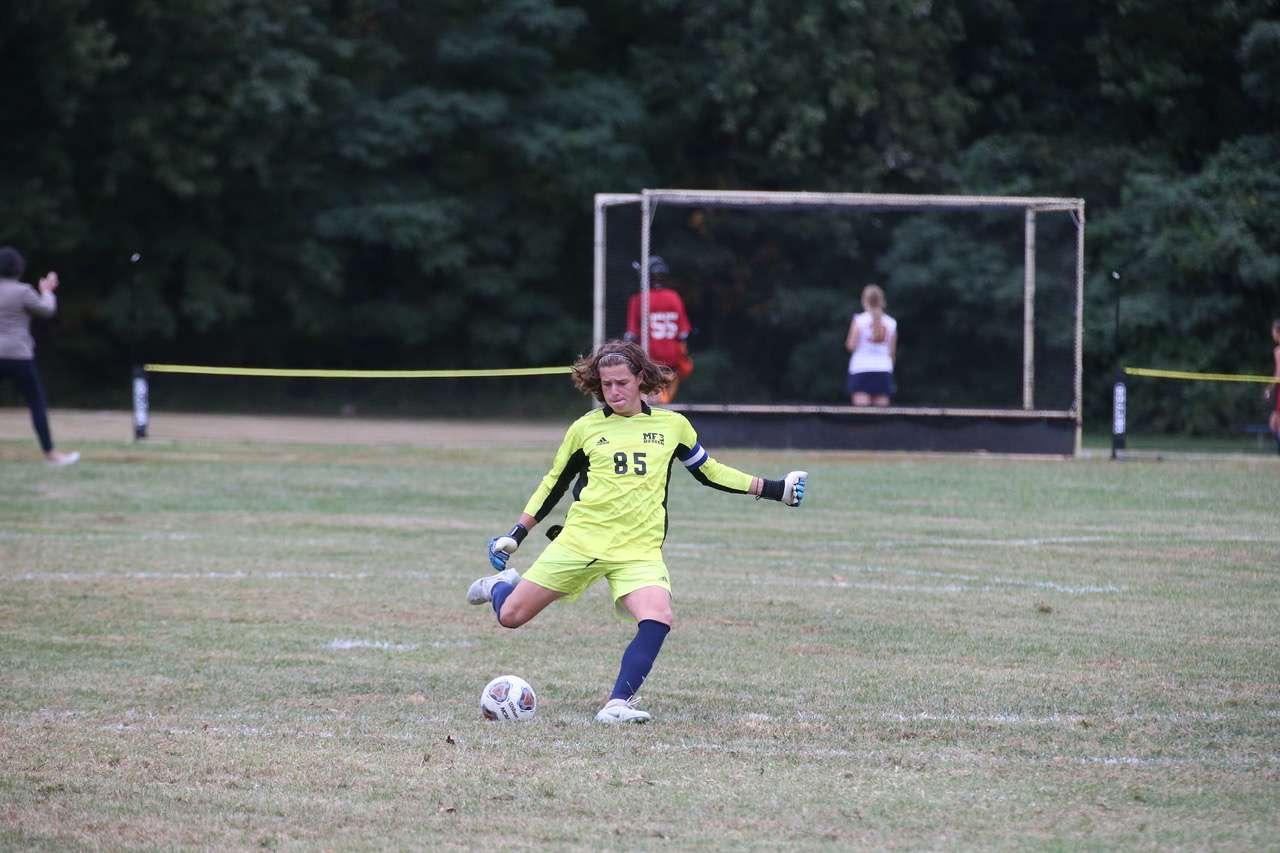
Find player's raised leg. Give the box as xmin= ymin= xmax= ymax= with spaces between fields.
xmin=467 ymin=568 xmax=521 ymax=606
xmin=467 ymin=568 xmax=563 ymax=627
xmin=492 ymin=579 xmax=562 ymax=628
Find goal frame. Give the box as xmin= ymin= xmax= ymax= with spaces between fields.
xmin=592 ymin=188 xmax=1086 ymax=450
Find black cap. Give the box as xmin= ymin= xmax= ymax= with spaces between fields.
xmin=0 ymin=246 xmax=25 ymax=279
xmin=631 ymin=255 xmax=669 ymax=276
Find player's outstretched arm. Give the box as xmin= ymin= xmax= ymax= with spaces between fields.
xmin=677 ymin=438 xmax=808 ymax=507
xmin=751 ymin=471 xmax=808 ymax=507
xmin=488 ymin=513 xmax=538 ymax=570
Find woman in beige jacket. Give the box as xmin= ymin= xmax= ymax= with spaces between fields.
xmin=0 ymin=246 xmax=78 ymax=465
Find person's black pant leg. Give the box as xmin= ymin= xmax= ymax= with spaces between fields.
xmin=0 ymin=358 xmax=54 ymax=452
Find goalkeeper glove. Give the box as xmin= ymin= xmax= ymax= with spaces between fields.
xmin=758 ymin=471 xmax=808 ymax=506
xmin=487 ymin=524 xmax=528 ymax=571
xmin=782 ymin=470 xmax=808 ymax=507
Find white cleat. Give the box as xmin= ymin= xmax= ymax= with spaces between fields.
xmin=45 ymin=450 xmax=80 ymax=467
xmin=467 ymin=568 xmax=520 ymax=605
xmin=594 ymin=698 xmax=651 ymax=725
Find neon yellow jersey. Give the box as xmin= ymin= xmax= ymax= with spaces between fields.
xmin=521 ymin=403 xmax=754 ymax=561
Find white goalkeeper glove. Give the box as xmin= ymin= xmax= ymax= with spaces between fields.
xmin=487 ymin=525 xmax=526 ymax=570
xmin=782 ymin=471 xmax=808 ymax=507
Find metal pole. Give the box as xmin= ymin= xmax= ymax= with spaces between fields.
xmin=1074 ymin=203 xmax=1086 ymax=456
xmin=592 ymin=197 xmax=605 ymax=351
xmin=1023 ymin=209 xmax=1036 ymax=410
xmin=640 ymin=191 xmax=652 ymax=355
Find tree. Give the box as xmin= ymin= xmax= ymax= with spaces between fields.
xmin=625 ymin=0 xmax=976 ymax=190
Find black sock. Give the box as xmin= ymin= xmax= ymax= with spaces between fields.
xmin=609 ymin=619 xmax=670 ymax=701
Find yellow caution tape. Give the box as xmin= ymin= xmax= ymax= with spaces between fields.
xmin=1124 ymin=367 xmax=1278 ymax=384
xmin=143 ymin=363 xmax=572 ymax=379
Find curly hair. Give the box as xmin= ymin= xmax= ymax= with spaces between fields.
xmin=571 ymin=340 xmax=674 ymax=402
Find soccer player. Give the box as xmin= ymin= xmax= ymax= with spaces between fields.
xmin=467 ymin=340 xmax=807 ymax=725
xmin=624 ymin=256 xmax=693 ymax=403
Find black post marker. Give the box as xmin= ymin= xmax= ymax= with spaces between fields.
xmin=1111 ymin=370 xmax=1126 ymax=461
xmin=132 ymin=365 xmax=149 ymax=440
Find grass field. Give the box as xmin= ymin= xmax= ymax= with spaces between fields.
xmin=2 ymin=411 xmax=1278 ymax=849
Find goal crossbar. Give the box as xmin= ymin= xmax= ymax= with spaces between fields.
xmin=642 ymin=188 xmax=1084 ymax=213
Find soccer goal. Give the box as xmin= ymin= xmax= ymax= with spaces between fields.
xmin=594 ymin=189 xmax=1085 ymax=454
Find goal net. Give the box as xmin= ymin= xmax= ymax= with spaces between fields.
xmin=595 ymin=189 xmax=1084 ymax=418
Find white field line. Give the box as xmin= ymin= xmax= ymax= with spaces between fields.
xmin=0 ymin=531 xmax=440 ymax=544
xmin=721 ymin=709 xmax=1280 ymax=726
xmin=845 ymin=565 xmax=1125 ymax=594
xmin=98 ymin=722 xmax=419 ymax=742
xmin=664 ymin=537 xmax=1121 ymax=552
xmin=865 ymin=533 xmax=1280 ymax=548
xmin=0 ymin=569 xmax=434 ymax=582
xmin=10 ymin=529 xmax=1273 ymax=545
xmin=879 ymin=535 xmax=1116 ymax=548
xmin=7 ymin=710 xmax=1277 ymax=767
xmin=700 ymin=567 xmax=1123 ymax=596
xmin=6 ymin=708 xmax=451 ymax=740
xmin=327 ymin=638 xmax=420 ymax=652
xmin=0 ymin=531 xmax=202 ymax=541
xmin=651 ymin=739 xmax=1279 ymax=769
xmin=13 ymin=707 xmax=1276 ymax=729
xmin=0 ymin=566 xmax=1121 ymax=595
xmin=876 ymin=709 xmax=1280 ymax=725
xmin=669 ymin=531 xmax=1280 ymax=551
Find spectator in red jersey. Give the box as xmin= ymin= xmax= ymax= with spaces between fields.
xmin=624 ymin=256 xmax=693 ymax=404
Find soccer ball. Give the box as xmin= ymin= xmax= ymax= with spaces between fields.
xmin=480 ymin=675 xmax=536 ymax=722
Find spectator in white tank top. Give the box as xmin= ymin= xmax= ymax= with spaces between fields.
xmin=844 ymin=284 xmax=897 ymax=407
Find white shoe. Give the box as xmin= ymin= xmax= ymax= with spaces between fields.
xmin=467 ymin=568 xmax=520 ymax=605
xmin=45 ymin=450 xmax=80 ymax=467
xmin=594 ymin=698 xmax=651 ymax=725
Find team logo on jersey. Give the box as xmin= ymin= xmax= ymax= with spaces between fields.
xmin=643 ymin=432 xmax=665 ymax=445
xmin=596 ymin=436 xmax=609 ymax=445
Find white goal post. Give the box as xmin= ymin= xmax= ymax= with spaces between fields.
xmin=592 ymin=193 xmax=643 ymax=353
xmin=592 ymin=188 xmax=1085 ymax=439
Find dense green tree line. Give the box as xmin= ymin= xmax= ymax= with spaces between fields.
xmin=1 ymin=0 xmax=1277 ymax=429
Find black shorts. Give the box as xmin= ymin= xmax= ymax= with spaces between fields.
xmin=847 ymin=371 xmax=895 ymax=397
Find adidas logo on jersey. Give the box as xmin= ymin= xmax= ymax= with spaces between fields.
xmin=596 ymin=436 xmax=609 ymax=445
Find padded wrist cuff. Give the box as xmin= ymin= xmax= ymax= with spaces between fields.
xmin=760 ymin=478 xmax=785 ymax=501
xmin=508 ymin=524 xmax=528 ymax=545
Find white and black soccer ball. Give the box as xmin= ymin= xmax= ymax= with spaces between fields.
xmin=480 ymin=675 xmax=536 ymax=722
